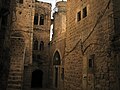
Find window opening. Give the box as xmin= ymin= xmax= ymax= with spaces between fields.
xmin=83 ymin=7 xmax=87 ymax=18
xmin=34 ymin=13 xmax=38 ymax=25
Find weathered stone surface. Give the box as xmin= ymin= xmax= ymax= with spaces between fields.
xmin=50 ymin=1 xmax=67 ymax=90
xmin=64 ymin=0 xmax=120 ymax=90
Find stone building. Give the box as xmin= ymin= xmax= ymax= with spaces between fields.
xmin=6 ymin=0 xmax=35 ymax=90
xmin=64 ymin=0 xmax=120 ymax=90
xmin=50 ymin=1 xmax=66 ymax=90
xmin=32 ymin=1 xmax=51 ymax=89
xmin=1 ymin=0 xmax=52 ymax=90
xmin=4 ymin=0 xmax=52 ymax=90
xmin=1 ymin=0 xmax=120 ymax=90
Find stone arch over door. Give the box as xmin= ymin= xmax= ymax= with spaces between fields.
xmin=31 ymin=69 xmax=43 ymax=88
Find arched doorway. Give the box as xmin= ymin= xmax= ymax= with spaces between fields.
xmin=31 ymin=69 xmax=43 ymax=88
xmin=53 ymin=51 xmax=61 ymax=88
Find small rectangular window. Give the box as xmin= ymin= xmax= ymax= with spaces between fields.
xmin=77 ymin=11 xmax=81 ymax=22
xmin=89 ymin=59 xmax=93 ymax=68
xmin=83 ymin=7 xmax=87 ymax=18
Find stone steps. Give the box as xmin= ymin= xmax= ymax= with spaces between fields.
xmin=7 ymin=61 xmax=24 ymax=90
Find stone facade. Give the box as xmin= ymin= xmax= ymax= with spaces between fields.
xmin=50 ymin=1 xmax=67 ymax=90
xmin=5 ymin=0 xmax=52 ymax=90
xmin=32 ymin=1 xmax=51 ymax=88
xmin=1 ymin=0 xmax=120 ymax=90
xmin=64 ymin=0 xmax=120 ymax=90
xmin=6 ymin=0 xmax=35 ymax=90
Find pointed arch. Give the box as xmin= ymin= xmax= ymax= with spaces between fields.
xmin=53 ymin=51 xmax=61 ymax=65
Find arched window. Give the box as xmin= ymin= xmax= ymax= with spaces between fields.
xmin=34 ymin=13 xmax=38 ymax=25
xmin=40 ymin=14 xmax=44 ymax=25
xmin=39 ymin=41 xmax=44 ymax=51
xmin=53 ymin=51 xmax=61 ymax=65
xmin=33 ymin=40 xmax=38 ymax=50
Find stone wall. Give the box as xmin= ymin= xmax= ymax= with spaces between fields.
xmin=64 ymin=0 xmax=120 ymax=90
xmin=32 ymin=1 xmax=51 ymax=88
xmin=50 ymin=1 xmax=67 ymax=90
xmin=7 ymin=0 xmax=34 ymax=90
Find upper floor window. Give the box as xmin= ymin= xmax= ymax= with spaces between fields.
xmin=77 ymin=11 xmax=81 ymax=22
xmin=83 ymin=7 xmax=87 ymax=18
xmin=40 ymin=14 xmax=44 ymax=25
xmin=34 ymin=13 xmax=38 ymax=25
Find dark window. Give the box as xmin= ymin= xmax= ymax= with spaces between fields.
xmin=34 ymin=13 xmax=38 ymax=25
xmin=83 ymin=7 xmax=87 ymax=18
xmin=19 ymin=0 xmax=23 ymax=4
xmin=89 ymin=59 xmax=93 ymax=68
xmin=77 ymin=11 xmax=81 ymax=21
xmin=40 ymin=14 xmax=44 ymax=25
xmin=53 ymin=51 xmax=61 ymax=65
xmin=33 ymin=40 xmax=38 ymax=50
xmin=39 ymin=41 xmax=44 ymax=51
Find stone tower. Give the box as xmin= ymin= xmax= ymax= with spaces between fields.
xmin=7 ymin=0 xmax=34 ymax=90
xmin=32 ymin=1 xmax=52 ymax=88
xmin=50 ymin=1 xmax=66 ymax=90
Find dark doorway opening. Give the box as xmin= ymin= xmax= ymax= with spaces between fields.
xmin=31 ymin=69 xmax=43 ymax=88
xmin=55 ymin=67 xmax=58 ymax=88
